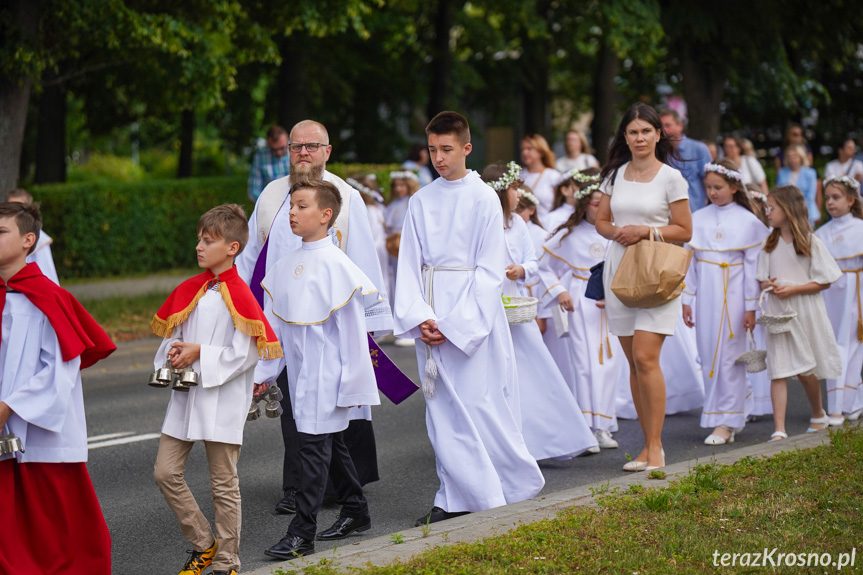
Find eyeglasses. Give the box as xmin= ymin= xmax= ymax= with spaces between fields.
xmin=288 ymin=142 xmax=327 ymax=153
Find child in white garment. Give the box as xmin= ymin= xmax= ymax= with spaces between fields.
xmin=256 ymin=178 xmax=381 ymax=561
xmin=482 ymin=161 xmax=597 ymax=460
xmin=757 ymin=186 xmax=843 ymax=442
xmin=814 ymin=175 xmax=863 ymax=422
xmin=542 ymin=174 xmax=625 ymax=450
xmin=682 ymin=159 xmax=769 ymax=445
xmin=151 ymin=204 xmax=282 ymax=575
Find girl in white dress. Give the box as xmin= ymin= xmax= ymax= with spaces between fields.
xmin=546 ymin=167 xmax=602 ymax=232
xmin=543 ymin=180 xmax=625 ymax=449
xmin=814 ymin=176 xmax=863 ymax=422
xmin=758 ymin=185 xmax=843 ymax=442
xmin=483 ymin=162 xmax=598 ymax=460
xmin=682 ymin=159 xmax=769 ymax=445
xmin=595 ymin=103 xmax=693 ymax=471
xmin=384 ymin=171 xmax=420 ymax=346
xmin=520 ymin=134 xmax=562 ymax=222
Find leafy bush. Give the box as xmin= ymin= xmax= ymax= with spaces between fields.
xmin=67 ymin=153 xmax=146 ymax=183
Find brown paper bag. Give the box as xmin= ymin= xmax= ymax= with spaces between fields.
xmin=610 ymin=230 xmax=692 ymax=309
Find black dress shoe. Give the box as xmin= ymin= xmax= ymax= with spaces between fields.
xmin=414 ymin=506 xmax=470 ymax=527
xmin=316 ymin=515 xmax=372 ymax=541
xmin=264 ymin=533 xmax=315 ymax=560
xmin=274 ymin=489 xmax=296 ymax=514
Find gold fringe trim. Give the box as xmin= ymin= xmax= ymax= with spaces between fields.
xmin=219 ymin=284 xmax=283 ymax=358
xmin=151 ymin=283 xmax=210 ymax=338
xmin=258 ymin=338 xmax=284 ymax=360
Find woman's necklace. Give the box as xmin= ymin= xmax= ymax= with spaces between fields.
xmin=628 ymin=161 xmax=658 ymax=182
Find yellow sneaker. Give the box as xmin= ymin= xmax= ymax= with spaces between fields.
xmin=178 ymin=540 xmax=217 ymax=575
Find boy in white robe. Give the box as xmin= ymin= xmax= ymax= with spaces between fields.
xmin=394 ymin=111 xmax=545 ymax=526
xmin=151 ymin=204 xmax=282 ymax=575
xmin=258 ymin=178 xmax=381 ymax=561
xmin=0 ymin=202 xmax=116 ymax=575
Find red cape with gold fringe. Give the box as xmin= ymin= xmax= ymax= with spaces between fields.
xmin=152 ymin=266 xmax=282 ymax=359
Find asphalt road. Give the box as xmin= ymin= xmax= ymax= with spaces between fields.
xmin=83 ymin=336 xmax=825 ymax=575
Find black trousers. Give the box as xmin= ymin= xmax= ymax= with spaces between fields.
xmin=278 ymin=370 xmax=379 ymax=494
xmin=287 ymin=430 xmax=368 ymax=540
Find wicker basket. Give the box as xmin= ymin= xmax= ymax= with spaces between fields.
xmin=502 ymin=295 xmax=538 ymax=325
xmin=735 ymin=330 xmax=767 ymax=373
xmin=756 ymin=287 xmax=796 ymax=334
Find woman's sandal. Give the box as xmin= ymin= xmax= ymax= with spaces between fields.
xmin=806 ymin=414 xmax=829 ymax=433
xmin=768 ymin=431 xmax=788 ymax=442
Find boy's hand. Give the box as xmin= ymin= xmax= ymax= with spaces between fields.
xmin=253 ymin=382 xmax=270 ymax=399
xmin=743 ymin=310 xmax=756 ymax=332
xmin=682 ymin=304 xmax=695 ymax=328
xmin=0 ymin=401 xmax=11 ymax=430
xmin=167 ymin=342 xmax=201 ymax=369
xmin=419 ymin=320 xmax=446 ymax=346
xmin=558 ymin=292 xmax=574 ymax=312
xmin=505 ymin=264 xmax=525 ymax=280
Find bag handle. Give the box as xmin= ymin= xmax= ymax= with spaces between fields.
xmin=758 ymin=286 xmax=773 ymax=315
xmin=746 ymin=328 xmax=757 ymax=351
xmin=650 ymin=227 xmax=665 ymax=243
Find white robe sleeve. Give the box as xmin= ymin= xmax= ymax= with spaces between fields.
xmin=682 ymin=246 xmax=697 ymax=306
xmin=435 ymin=205 xmax=506 ymax=356
xmin=199 ymin=329 xmax=258 ymax=389
xmin=393 ymin=200 xmax=437 ymax=339
xmin=254 ymin=291 xmax=286 ymax=384
xmin=756 ymin=246 xmax=770 ymax=283
xmin=345 ymin=189 xmax=393 ymax=333
xmin=236 ymin=206 xmax=262 ymax=284
xmin=335 ymin=296 xmax=381 ymax=408
xmin=154 ymin=324 xmax=182 ymax=371
xmin=743 ymin=242 xmax=762 ymax=311
xmin=809 ymin=235 xmax=843 ymax=285
xmin=3 ymin=320 xmax=80 ymax=434
xmin=517 ymin=222 xmax=539 ymax=287
xmin=539 ymin=244 xmax=568 ymax=305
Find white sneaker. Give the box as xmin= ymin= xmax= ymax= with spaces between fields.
xmin=594 ymin=429 xmax=618 ymax=449
xmin=394 ymin=337 xmax=415 ymax=348
xmin=586 ymin=445 xmax=601 ymax=454
xmin=846 ymin=409 xmax=863 ymax=421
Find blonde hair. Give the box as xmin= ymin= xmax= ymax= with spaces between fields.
xmin=566 ymin=129 xmax=593 ymax=155
xmin=785 ymin=143 xmax=810 ymax=168
xmin=522 ymin=134 xmax=556 ymax=169
xmin=763 ymin=185 xmax=812 ymax=256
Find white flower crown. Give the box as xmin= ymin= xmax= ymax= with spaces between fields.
xmin=824 ymin=175 xmax=861 ymax=192
xmin=747 ymin=190 xmax=767 ymax=203
xmin=573 ymin=182 xmax=601 ymax=200
xmin=491 ymin=161 xmax=523 ymax=191
xmin=559 ymin=169 xmax=597 ymax=186
xmin=346 ymin=177 xmax=385 ymax=204
xmin=704 ymin=162 xmax=742 ymax=182
xmin=518 ymin=188 xmax=540 ymax=206
xmin=389 ymin=170 xmax=419 ymax=182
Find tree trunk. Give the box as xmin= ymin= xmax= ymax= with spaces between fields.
xmin=177 ymin=108 xmax=194 ymax=178
xmin=519 ymin=0 xmax=552 ymax=136
xmin=426 ymin=0 xmax=458 ymax=122
xmin=590 ymin=36 xmax=619 ymax=164
xmin=34 ymin=78 xmax=67 ymax=184
xmin=679 ymin=46 xmax=724 ymax=142
xmin=277 ymin=34 xmax=309 ymax=132
xmin=0 ymin=0 xmax=39 ymax=195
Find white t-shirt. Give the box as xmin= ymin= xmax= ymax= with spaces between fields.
xmin=824 ymin=158 xmax=863 ymax=181
xmin=555 ymin=154 xmax=599 ymax=173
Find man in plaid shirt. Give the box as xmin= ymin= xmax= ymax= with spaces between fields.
xmin=248 ymin=126 xmax=291 ymax=201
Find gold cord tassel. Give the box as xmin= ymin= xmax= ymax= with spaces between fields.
xmin=599 ymin=342 xmax=604 ymax=365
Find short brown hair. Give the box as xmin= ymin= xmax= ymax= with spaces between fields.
xmin=0 ymin=201 xmax=42 ymax=254
xmin=6 ymin=188 xmax=34 ymax=204
xmin=266 ymin=125 xmax=287 ymax=140
xmin=197 ymin=204 xmax=249 ymax=254
xmin=290 ymin=178 xmax=342 ymax=227
xmin=426 ymin=111 xmax=471 ymax=144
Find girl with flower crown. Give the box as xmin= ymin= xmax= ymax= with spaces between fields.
xmin=384 ymin=171 xmax=420 ymax=346
xmin=481 ymin=162 xmax=598 ymax=460
xmin=541 ymin=175 xmax=625 ymax=450
xmin=680 ymin=158 xmax=770 ymax=444
xmin=546 ymin=167 xmax=602 ymax=231
xmin=514 ymin=185 xmax=553 ymax=334
xmin=814 ymin=175 xmax=863 ymax=422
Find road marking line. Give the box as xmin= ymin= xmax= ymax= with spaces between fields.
xmin=87 ymin=432 xmax=136 ymax=443
xmin=88 ymin=433 xmax=161 ymax=450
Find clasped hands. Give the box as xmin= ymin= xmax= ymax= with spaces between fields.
xmin=420 ymin=319 xmax=446 ymax=346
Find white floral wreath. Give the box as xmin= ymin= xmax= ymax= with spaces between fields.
xmin=346 ymin=177 xmax=385 ymax=204
xmin=704 ymin=162 xmax=742 ymax=182
xmin=389 ymin=170 xmax=419 ymax=182
xmin=824 ymin=175 xmax=861 ymax=192
xmin=490 ymin=161 xmax=523 ymax=191
xmin=559 ymin=168 xmax=598 ymax=186
xmin=748 ymin=189 xmax=767 ymax=203
xmin=573 ymin=181 xmax=601 ymax=200
xmin=518 ymin=188 xmax=540 ymax=206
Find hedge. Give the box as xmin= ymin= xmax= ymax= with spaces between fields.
xmin=30 ymin=164 xmax=402 ymax=279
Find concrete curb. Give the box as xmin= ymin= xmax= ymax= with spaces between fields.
xmin=245 ymin=431 xmax=833 ymax=574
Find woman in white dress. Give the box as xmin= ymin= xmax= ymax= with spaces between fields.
xmin=814 ymin=176 xmax=863 ymax=422
xmin=595 ymin=103 xmax=693 ymax=471
xmin=555 ymin=129 xmax=600 ymax=173
xmin=758 ymin=186 xmax=842 ymax=442
xmin=520 ymin=134 xmax=562 ymax=223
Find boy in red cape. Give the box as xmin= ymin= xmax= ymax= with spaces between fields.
xmin=0 ymin=202 xmax=116 ymax=575
xmin=151 ymin=204 xmax=281 ymax=575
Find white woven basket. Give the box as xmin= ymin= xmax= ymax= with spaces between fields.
xmin=735 ymin=330 xmax=767 ymax=373
xmin=755 ymin=287 xmax=796 ymax=335
xmin=502 ymin=296 xmax=538 ymax=325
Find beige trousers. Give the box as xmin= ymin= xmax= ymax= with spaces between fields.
xmin=154 ymin=434 xmax=242 ymax=571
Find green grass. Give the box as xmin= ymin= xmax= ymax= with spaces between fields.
xmin=274 ymin=425 xmax=863 ymax=574
xmin=81 ymin=292 xmax=169 ymax=341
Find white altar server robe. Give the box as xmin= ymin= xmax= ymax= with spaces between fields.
xmin=155 ymin=288 xmax=259 ymax=445
xmin=255 ymin=238 xmax=382 ymax=435
xmin=504 ymin=216 xmax=597 ymax=458
xmin=27 ymin=231 xmax=60 ymax=285
xmin=393 ymin=171 xmax=545 ymax=513
xmin=682 ymin=203 xmax=767 ymax=429
xmin=1 ymin=294 xmax=85 ymax=463
xmin=815 ymin=213 xmax=863 ymax=415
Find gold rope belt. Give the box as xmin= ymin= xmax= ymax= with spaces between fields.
xmin=695 ymin=258 xmax=743 ymax=378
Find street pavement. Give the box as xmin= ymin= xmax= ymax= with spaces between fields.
xmin=84 ymin=336 xmax=827 ymax=575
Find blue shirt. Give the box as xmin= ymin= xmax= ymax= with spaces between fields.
xmin=671 ymin=135 xmax=712 ymax=211
xmin=248 ymin=148 xmax=291 ymax=201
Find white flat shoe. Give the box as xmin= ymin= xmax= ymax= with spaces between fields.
xmin=586 ymin=445 xmax=601 ymax=454
xmin=768 ymin=431 xmax=788 ymax=442
xmin=594 ymin=430 xmax=619 ymax=449
xmin=806 ymin=414 xmax=829 ymax=433
xmin=622 ymin=459 xmax=647 ymax=472
xmin=847 ymin=409 xmax=863 ymax=421
xmin=704 ymin=429 xmax=735 ymax=445
xmin=645 ymin=449 xmax=666 ymax=472
xmin=827 ymin=415 xmax=845 ymax=427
